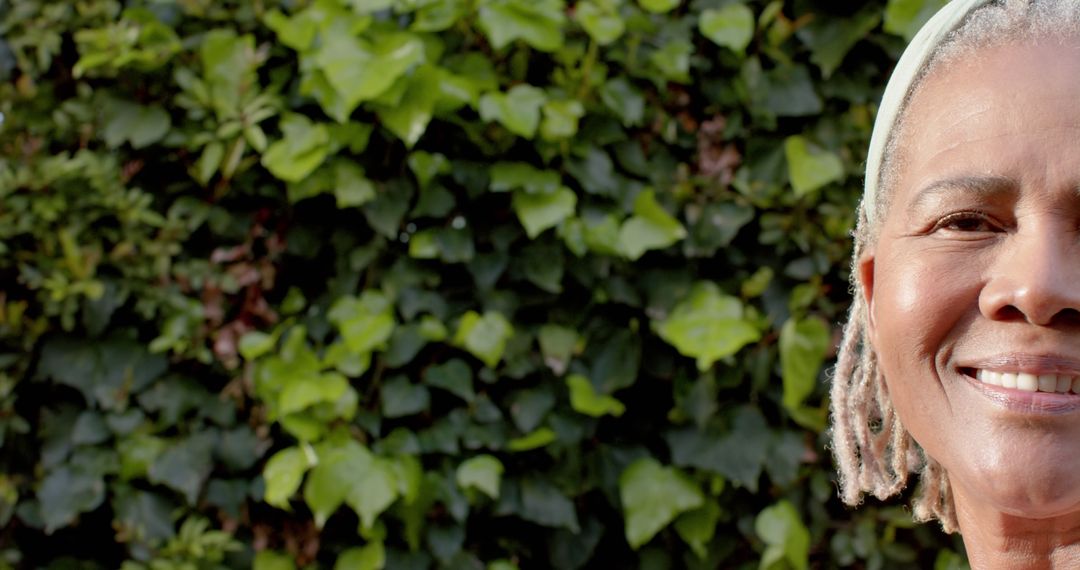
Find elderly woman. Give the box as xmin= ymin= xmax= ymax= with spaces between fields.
xmin=830 ymin=0 xmax=1080 ymax=566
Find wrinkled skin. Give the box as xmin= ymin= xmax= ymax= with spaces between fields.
xmin=861 ymin=39 xmax=1080 ymax=569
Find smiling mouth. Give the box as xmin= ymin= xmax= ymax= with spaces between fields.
xmin=965 ymin=368 xmax=1080 ymax=394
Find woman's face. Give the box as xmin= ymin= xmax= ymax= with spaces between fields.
xmin=863 ymin=39 xmax=1080 ymax=519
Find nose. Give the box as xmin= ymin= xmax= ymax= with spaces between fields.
xmin=978 ymin=227 xmax=1080 ymax=326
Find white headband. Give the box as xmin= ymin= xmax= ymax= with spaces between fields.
xmin=862 ymin=0 xmax=994 ymax=225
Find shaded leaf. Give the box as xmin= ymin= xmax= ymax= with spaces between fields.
xmin=620 ymin=458 xmax=704 ymax=550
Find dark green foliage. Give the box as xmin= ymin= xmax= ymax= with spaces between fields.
xmin=0 ymin=0 xmax=969 ymax=568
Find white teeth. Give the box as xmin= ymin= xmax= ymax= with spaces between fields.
xmin=975 ymin=370 xmax=1080 ymax=393
xmin=1039 ymin=374 xmax=1058 ymax=393
xmin=1017 ymin=373 xmax=1038 ymax=392
xmin=1057 ymin=376 xmax=1073 ymax=393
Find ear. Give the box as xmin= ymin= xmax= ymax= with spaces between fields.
xmin=858 ymin=249 xmax=877 ymax=341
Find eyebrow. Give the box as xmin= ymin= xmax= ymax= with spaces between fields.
xmin=907 ymin=174 xmax=1018 ymax=213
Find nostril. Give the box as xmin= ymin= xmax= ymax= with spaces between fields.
xmin=1051 ymin=307 xmax=1080 ymax=327
xmin=997 ymin=305 xmax=1026 ymax=321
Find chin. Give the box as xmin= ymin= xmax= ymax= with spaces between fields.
xmin=957 ymin=447 xmax=1080 ymax=519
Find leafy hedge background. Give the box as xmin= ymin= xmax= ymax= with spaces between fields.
xmin=0 ymin=0 xmax=972 ymax=568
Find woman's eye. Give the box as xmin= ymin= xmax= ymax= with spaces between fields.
xmin=933 ymin=212 xmax=999 ymax=233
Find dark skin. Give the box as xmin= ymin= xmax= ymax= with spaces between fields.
xmin=860 ymin=40 xmax=1080 ymax=569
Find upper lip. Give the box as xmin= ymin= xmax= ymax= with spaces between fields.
xmin=959 ymin=353 xmax=1080 ymax=377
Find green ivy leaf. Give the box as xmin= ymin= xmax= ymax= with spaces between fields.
xmin=263 ymin=446 xmax=310 ymax=509
xmin=540 ymin=100 xmax=585 ymax=141
xmin=262 ymin=114 xmax=331 ymax=182
xmin=425 ymin=359 xmax=475 ymax=403
xmin=477 ymin=0 xmax=566 ymax=52
xmin=507 ymin=427 xmax=557 ymax=452
xmin=780 ymin=316 xmax=830 ymax=418
xmin=674 ymin=500 xmax=721 ymax=559
xmin=332 ymin=161 xmax=377 ymax=208
xmin=239 ymin=331 xmax=275 ymax=361
xmin=618 ymin=190 xmax=687 ymax=260
xmin=655 ymin=282 xmax=760 ymax=370
xmin=755 ymin=500 xmax=810 ymax=570
xmin=512 ymin=187 xmax=577 ymax=239
xmin=334 ymin=542 xmax=385 ymax=570
xmin=328 ymin=291 xmax=396 ymax=355
xmin=453 ymin=310 xmax=514 ymax=368
xmin=490 ymin=162 xmax=561 ymax=194
xmin=381 ymin=376 xmax=431 ymax=418
xmin=479 ymin=84 xmax=547 ymax=139
xmin=375 ymin=65 xmax=442 ymax=148
xmin=314 ymin=29 xmax=423 ymax=116
xmin=638 ymin=0 xmax=679 ymax=14
xmin=648 ymin=40 xmax=693 ymax=83
xmin=254 ymin=551 xmax=297 ymax=570
xmin=538 ymin=324 xmax=579 ymax=375
xmin=576 ymin=1 xmax=626 ymax=45
xmin=620 ymin=458 xmax=704 ymax=550
xmin=699 ymin=5 xmax=755 ymax=54
xmin=456 ymin=455 xmax=504 ymax=499
xmin=566 ymin=374 xmax=625 ymax=418
xmin=884 ymin=0 xmax=949 ymax=41
xmin=345 ymin=457 xmax=399 ymax=532
xmin=797 ymin=6 xmax=881 ymax=78
xmin=38 ymin=465 xmax=106 ymax=534
xmin=102 ymin=99 xmax=171 ymax=149
xmin=784 ymin=135 xmax=844 ymax=197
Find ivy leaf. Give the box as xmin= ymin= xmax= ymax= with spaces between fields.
xmin=456 ymin=455 xmax=504 ymax=500
xmin=490 ymin=162 xmax=561 ymax=194
xmin=424 ymin=359 xmax=475 ymax=403
xmin=576 ymin=1 xmax=625 ymax=45
xmin=674 ymin=500 xmax=722 ymax=560
xmin=618 ymin=190 xmax=687 ymax=260
xmin=638 ymin=0 xmax=679 ymax=14
xmin=262 ymin=114 xmax=331 ymax=182
xmin=619 ymin=458 xmax=704 ymax=550
xmin=884 ymin=0 xmax=949 ymax=41
xmin=334 ymin=542 xmax=385 ymax=570
xmin=649 ymin=40 xmax=693 ymax=83
xmin=477 ymin=0 xmax=566 ymax=52
xmin=567 ymin=374 xmax=625 ymax=418
xmin=254 ymin=551 xmax=297 ymax=570
xmin=785 ymin=135 xmax=844 ymax=196
xmin=538 ymin=324 xmax=579 ymax=376
xmin=540 ymin=100 xmax=585 ymax=141
xmin=479 ymin=84 xmax=547 ymax=139
xmin=263 ymin=446 xmax=310 ymax=509
xmin=148 ymin=432 xmax=216 ymax=505
xmin=38 ymin=465 xmax=106 ymax=534
xmin=332 ymin=161 xmax=377 ymax=209
xmin=381 ymin=376 xmax=431 ymax=418
xmin=600 ymin=77 xmax=645 ymax=127
xmin=314 ymin=29 xmax=423 ymax=116
xmin=304 ymin=439 xmax=373 ymax=528
xmin=239 ymin=331 xmax=275 ymax=361
xmin=797 ymin=6 xmax=881 ymax=78
xmin=699 ymin=5 xmax=755 ymax=54
xmin=375 ymin=65 xmax=442 ymax=148
xmin=779 ymin=316 xmax=830 ymax=416
xmin=655 ymin=282 xmax=760 ymax=370
xmin=756 ymin=500 xmax=810 ymax=570
xmin=345 ymin=457 xmax=399 ymax=531
xmin=102 ymin=98 xmax=171 ymax=149
xmin=328 ymin=291 xmax=396 ymax=355
xmin=507 ymin=427 xmax=557 ymax=452
xmin=453 ymin=311 xmax=514 ymax=368
xmin=512 ymin=187 xmax=577 ymax=239
xmin=519 ymin=478 xmax=579 ymax=531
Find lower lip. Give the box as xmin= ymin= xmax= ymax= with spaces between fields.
xmin=962 ymin=372 xmax=1080 ymax=415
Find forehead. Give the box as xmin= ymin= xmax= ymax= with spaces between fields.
xmin=889 ymin=39 xmax=1080 ymax=210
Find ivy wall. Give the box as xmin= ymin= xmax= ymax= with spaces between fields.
xmin=0 ymin=0 xmax=971 ymax=568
